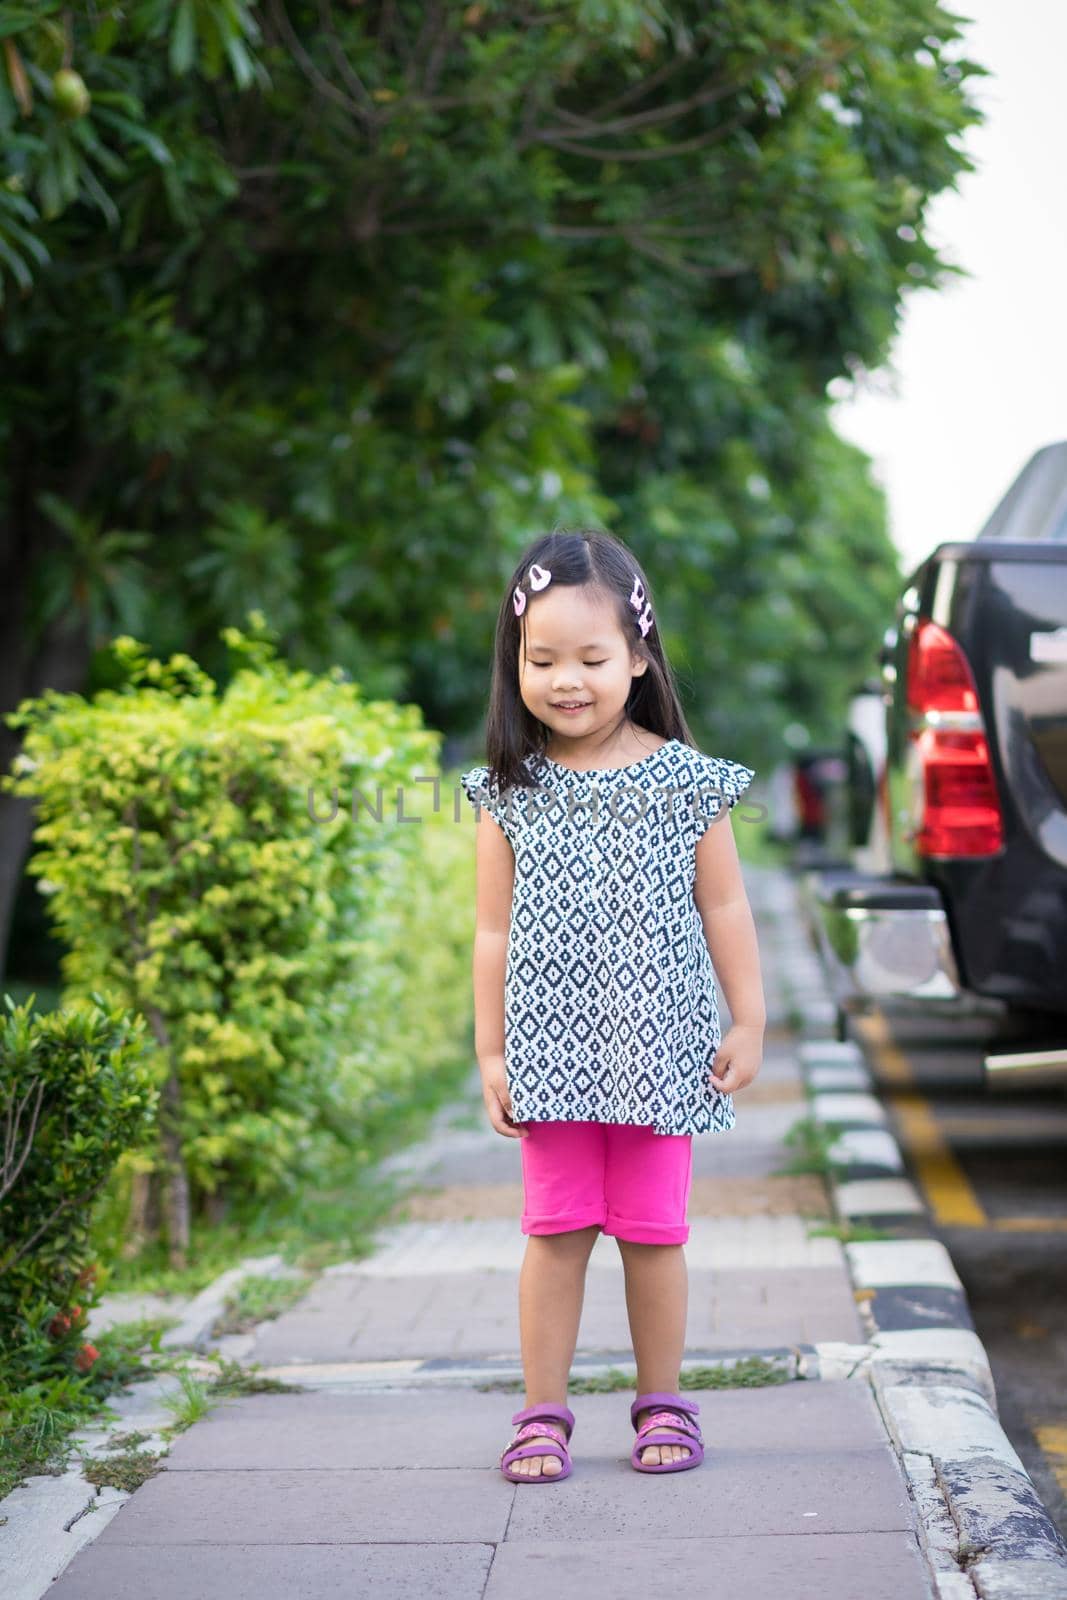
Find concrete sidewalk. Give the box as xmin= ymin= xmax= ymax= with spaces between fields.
xmin=44 ymin=864 xmax=936 ymax=1600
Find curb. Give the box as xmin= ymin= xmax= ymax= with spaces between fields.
xmin=880 ymin=1383 xmax=1067 ymax=1600
xmin=795 ymin=1035 xmax=999 ymax=1401
xmin=768 ymin=877 xmax=1067 ymax=1599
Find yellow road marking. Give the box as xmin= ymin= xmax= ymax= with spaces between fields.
xmin=1033 ymin=1425 xmax=1067 ymax=1500
xmin=855 ymin=1013 xmax=989 ymax=1227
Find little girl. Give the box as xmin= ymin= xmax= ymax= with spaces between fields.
xmin=459 ymin=528 xmax=765 ymax=1483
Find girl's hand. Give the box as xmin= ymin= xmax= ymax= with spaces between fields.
xmin=709 ymin=1024 xmax=764 ymax=1095
xmin=480 ymin=1055 xmax=528 ymax=1139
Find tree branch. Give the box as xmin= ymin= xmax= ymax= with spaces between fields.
xmin=1 ymin=1077 xmax=46 ymax=1205
xmin=626 ymin=232 xmax=735 ymax=281
xmin=0 ymin=1167 xmax=117 ymax=1279
xmin=419 ymin=0 xmax=454 ymax=99
xmin=267 ymin=0 xmax=378 ymax=125
xmin=378 ymin=0 xmax=414 ymax=74
xmin=533 ymin=73 xmax=739 ymax=144
xmin=317 ymin=0 xmax=377 ymax=115
xmin=571 ymin=53 xmax=692 ymax=122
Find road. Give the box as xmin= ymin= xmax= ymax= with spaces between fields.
xmin=849 ymin=1007 xmax=1067 ymax=1539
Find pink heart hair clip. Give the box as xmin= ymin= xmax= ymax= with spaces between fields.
xmin=628 ymin=574 xmax=653 ymax=638
xmin=512 ymin=563 xmax=551 ymax=615
xmin=513 ymin=564 xmax=654 ymax=637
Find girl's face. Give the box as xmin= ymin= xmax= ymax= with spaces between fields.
xmin=517 ymin=583 xmax=648 ymax=744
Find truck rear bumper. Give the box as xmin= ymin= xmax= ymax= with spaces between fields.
xmin=799 ymin=868 xmax=977 ymax=1012
xmin=799 ymin=868 xmax=1067 ymax=1086
xmin=984 ymin=1045 xmax=1067 ymax=1090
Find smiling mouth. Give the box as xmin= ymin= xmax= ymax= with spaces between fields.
xmin=553 ymin=701 xmax=591 ymax=710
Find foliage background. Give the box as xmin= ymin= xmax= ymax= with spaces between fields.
xmin=0 ymin=0 xmax=984 ymax=976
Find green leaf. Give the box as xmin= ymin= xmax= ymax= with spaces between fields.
xmin=223 ymin=33 xmax=256 ymax=91
xmin=169 ymin=0 xmax=197 ymax=75
xmin=91 ymin=107 xmax=173 ymax=166
xmin=0 ymin=5 xmax=64 ymax=41
xmin=76 ymin=161 xmax=121 ymax=230
xmin=0 ymin=230 xmax=33 ymax=290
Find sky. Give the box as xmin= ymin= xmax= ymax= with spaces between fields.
xmin=831 ymin=0 xmax=1067 ymax=574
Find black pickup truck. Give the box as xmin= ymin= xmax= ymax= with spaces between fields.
xmin=803 ymin=441 xmax=1067 ymax=1089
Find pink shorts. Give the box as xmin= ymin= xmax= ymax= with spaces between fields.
xmin=519 ymin=1119 xmax=694 ymax=1245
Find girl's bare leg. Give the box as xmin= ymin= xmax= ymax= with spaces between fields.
xmin=616 ymin=1239 xmax=691 ymax=1465
xmin=512 ymin=1223 xmax=601 ymax=1477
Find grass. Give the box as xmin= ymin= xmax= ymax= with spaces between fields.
xmin=159 ymin=1368 xmax=216 ymax=1431
xmin=81 ymin=1447 xmax=165 ymax=1494
xmin=104 ymin=1429 xmax=153 ymax=1449
xmin=0 ymin=1388 xmax=89 ymax=1499
xmin=0 ymin=1331 xmax=158 ymax=1504
xmin=774 ymin=1114 xmax=848 ymax=1180
xmin=154 ymin=1359 xmax=305 ymax=1431
xmin=203 ymin=1356 xmax=303 ymax=1397
xmin=805 ymin=1218 xmax=898 ymax=1242
xmin=475 ymin=1357 xmax=794 ymax=1395
xmin=211 ymin=1272 xmax=315 ymax=1337
xmin=67 ymin=1356 xmax=304 ymax=1495
xmin=0 ymin=1315 xmax=174 ymax=1501
xmin=785 ymin=1001 xmax=809 ymax=1034
xmin=0 ymin=1320 xmax=305 ymax=1504
xmin=0 ymin=1324 xmax=187 ymax=1497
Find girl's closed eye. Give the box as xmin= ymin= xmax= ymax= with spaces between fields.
xmin=530 ymin=661 xmax=607 ymax=668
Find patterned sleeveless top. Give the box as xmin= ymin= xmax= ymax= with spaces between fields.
xmin=459 ymin=738 xmax=756 ymax=1136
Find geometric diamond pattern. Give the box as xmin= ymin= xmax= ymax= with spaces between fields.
xmin=459 ymin=738 xmax=756 ymax=1137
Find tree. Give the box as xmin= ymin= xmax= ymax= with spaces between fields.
xmin=0 ymin=0 xmax=983 ymax=973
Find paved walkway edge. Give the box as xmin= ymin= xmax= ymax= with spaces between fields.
xmin=248 ymin=1345 xmax=823 ymax=1391
xmin=778 ymin=869 xmax=1067 ymax=1600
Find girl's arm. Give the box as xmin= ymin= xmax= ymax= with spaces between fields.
xmin=693 ymin=812 xmax=766 ymax=1092
xmin=470 ymin=808 xmax=524 ymax=1136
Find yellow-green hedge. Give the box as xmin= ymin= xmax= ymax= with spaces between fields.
xmin=2 ymin=625 xmax=475 ymax=1261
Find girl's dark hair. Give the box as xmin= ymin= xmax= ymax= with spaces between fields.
xmin=481 ymin=527 xmax=697 ymax=794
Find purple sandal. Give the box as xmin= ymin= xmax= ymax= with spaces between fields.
xmin=500 ymin=1401 xmax=575 ymax=1484
xmin=630 ymin=1390 xmax=704 ymax=1473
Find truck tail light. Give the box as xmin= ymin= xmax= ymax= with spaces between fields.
xmin=905 ymin=619 xmax=1004 ymax=857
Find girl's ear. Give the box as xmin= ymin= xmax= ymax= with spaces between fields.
xmin=631 ymin=655 xmax=648 ymax=676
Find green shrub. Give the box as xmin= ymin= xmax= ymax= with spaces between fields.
xmin=0 ymin=994 xmax=157 ymax=1384
xmin=2 ymin=621 xmax=470 ymax=1268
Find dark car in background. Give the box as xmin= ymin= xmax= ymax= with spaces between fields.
xmin=801 ymin=441 xmax=1067 ymax=1089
